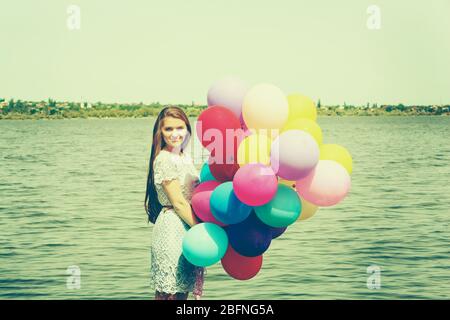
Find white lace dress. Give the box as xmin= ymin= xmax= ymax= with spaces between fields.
xmin=150 ymin=149 xmax=205 ymax=296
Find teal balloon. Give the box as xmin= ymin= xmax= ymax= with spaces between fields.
xmin=254 ymin=184 xmax=301 ymax=228
xmin=210 ymin=181 xmax=252 ymax=225
xmin=182 ymin=223 xmax=228 ymax=267
xmin=200 ymin=162 xmax=216 ymax=182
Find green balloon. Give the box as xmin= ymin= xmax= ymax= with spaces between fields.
xmin=255 ymin=184 xmax=301 ymax=227
xmin=182 ymin=223 xmax=228 ymax=267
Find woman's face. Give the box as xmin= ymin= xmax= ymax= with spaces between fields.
xmin=161 ymin=116 xmax=188 ymax=150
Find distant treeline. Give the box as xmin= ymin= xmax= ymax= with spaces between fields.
xmin=0 ymin=98 xmax=449 ymax=120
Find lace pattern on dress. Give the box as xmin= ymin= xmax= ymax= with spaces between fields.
xmin=150 ymin=149 xmax=205 ymax=297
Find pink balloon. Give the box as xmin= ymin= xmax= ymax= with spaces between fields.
xmin=295 ymin=160 xmax=351 ymax=207
xmin=233 ymin=163 xmax=278 ymax=206
xmin=221 ymin=245 xmax=263 ymax=280
xmin=191 ymin=181 xmax=226 ymax=226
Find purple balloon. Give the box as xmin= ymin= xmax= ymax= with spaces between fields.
xmin=270 ymin=226 xmax=287 ymax=239
xmin=226 ymin=212 xmax=272 ymax=257
xmin=207 ymin=76 xmax=249 ymax=119
xmin=270 ymin=130 xmax=319 ymax=180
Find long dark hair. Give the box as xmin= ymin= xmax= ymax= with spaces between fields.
xmin=144 ymin=106 xmax=192 ymax=224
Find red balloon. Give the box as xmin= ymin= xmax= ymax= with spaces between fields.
xmin=197 ymin=106 xmax=246 ymax=182
xmin=196 ymin=105 xmax=242 ymax=155
xmin=221 ymin=245 xmax=263 ymax=280
xmin=191 ymin=181 xmax=225 ymax=226
xmin=208 ymin=154 xmax=240 ymax=182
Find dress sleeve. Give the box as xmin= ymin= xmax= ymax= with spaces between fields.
xmin=153 ymin=152 xmax=179 ymax=185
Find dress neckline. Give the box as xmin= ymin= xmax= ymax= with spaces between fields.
xmin=161 ymin=149 xmax=184 ymax=157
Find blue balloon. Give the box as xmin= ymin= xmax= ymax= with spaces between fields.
xmin=210 ymin=181 xmax=252 ymax=225
xmin=200 ymin=161 xmax=216 ymax=182
xmin=226 ymin=213 xmax=272 ymax=257
xmin=270 ymin=226 xmax=287 ymax=239
xmin=182 ymin=223 xmax=228 ymax=267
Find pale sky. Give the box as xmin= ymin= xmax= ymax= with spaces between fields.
xmin=1 ymin=0 xmax=449 ymax=105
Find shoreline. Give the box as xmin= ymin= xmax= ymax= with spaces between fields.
xmin=2 ymin=101 xmax=449 ymax=120
xmin=1 ymin=111 xmax=449 ymax=120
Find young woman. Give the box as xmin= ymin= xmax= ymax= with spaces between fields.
xmin=144 ymin=106 xmax=204 ymax=300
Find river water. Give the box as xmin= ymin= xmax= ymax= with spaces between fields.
xmin=0 ymin=116 xmax=449 ymax=299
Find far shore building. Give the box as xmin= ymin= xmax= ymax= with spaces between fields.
xmin=80 ymin=102 xmax=93 ymax=109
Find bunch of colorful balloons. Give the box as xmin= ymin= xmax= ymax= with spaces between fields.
xmin=182 ymin=76 xmax=353 ymax=281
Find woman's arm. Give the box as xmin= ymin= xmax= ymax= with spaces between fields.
xmin=162 ymin=179 xmax=199 ymax=227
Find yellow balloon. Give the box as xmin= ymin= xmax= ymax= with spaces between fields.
xmin=237 ymin=132 xmax=272 ymax=166
xmin=298 ymin=197 xmax=319 ymax=221
xmin=319 ymin=144 xmax=353 ymax=174
xmin=282 ymin=118 xmax=323 ymax=145
xmin=287 ymin=94 xmax=317 ymax=122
